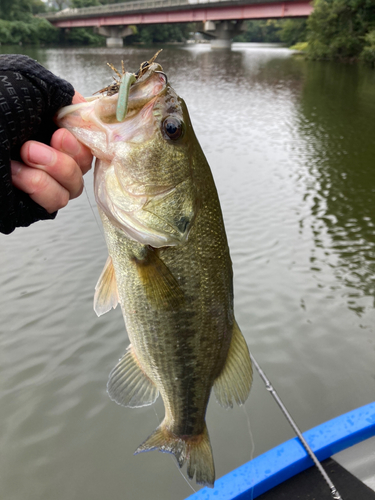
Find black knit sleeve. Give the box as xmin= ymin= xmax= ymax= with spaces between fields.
xmin=0 ymin=54 xmax=75 ymax=235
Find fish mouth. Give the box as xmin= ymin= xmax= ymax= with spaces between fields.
xmin=57 ymin=62 xmax=167 ymax=128
xmin=56 ymin=63 xmax=168 ymax=151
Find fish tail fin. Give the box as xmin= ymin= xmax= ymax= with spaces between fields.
xmin=186 ymin=426 xmax=215 ymax=487
xmin=134 ymin=423 xmax=215 ymax=487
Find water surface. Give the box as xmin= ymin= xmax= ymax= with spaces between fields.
xmin=0 ymin=44 xmax=374 ymax=500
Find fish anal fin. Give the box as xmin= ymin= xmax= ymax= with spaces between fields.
xmin=213 ymin=321 xmax=252 ymax=408
xmin=133 ymin=246 xmax=184 ymax=311
xmin=94 ymin=256 xmax=119 ymax=317
xmin=107 ymin=346 xmax=159 ymax=408
xmin=135 ymin=423 xmax=215 ymax=487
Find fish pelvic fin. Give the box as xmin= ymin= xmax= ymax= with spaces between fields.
xmin=94 ymin=256 xmax=119 ymax=317
xmin=135 ymin=424 xmax=215 ymax=488
xmin=133 ymin=246 xmax=184 ymax=311
xmin=213 ymin=321 xmax=253 ymax=408
xmin=107 ymin=346 xmax=159 ymax=408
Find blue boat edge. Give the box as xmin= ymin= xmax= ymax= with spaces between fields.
xmin=186 ymin=401 xmax=375 ymax=500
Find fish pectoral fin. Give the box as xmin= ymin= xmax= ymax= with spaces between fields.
xmin=141 ymin=180 xmax=197 ymax=242
xmin=93 ymin=256 xmax=119 ymax=317
xmin=213 ymin=321 xmax=253 ymax=408
xmin=135 ymin=423 xmax=215 ymax=488
xmin=133 ymin=246 xmax=184 ymax=310
xmin=107 ymin=346 xmax=159 ymax=408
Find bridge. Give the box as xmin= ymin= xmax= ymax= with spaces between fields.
xmin=42 ymin=0 xmax=313 ymax=49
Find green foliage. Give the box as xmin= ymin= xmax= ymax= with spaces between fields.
xmin=98 ymin=0 xmax=135 ymax=3
xmin=30 ymin=0 xmax=47 ymax=14
xmin=290 ymin=41 xmax=309 ymax=51
xmin=234 ymin=20 xmax=282 ymax=43
xmin=0 ymin=21 xmax=12 ymax=44
xmin=0 ymin=0 xmax=103 ymax=46
xmin=35 ymin=18 xmax=59 ymax=43
xmin=0 ymin=0 xmax=32 ymax=21
xmin=71 ymin=0 xmax=100 ymax=8
xmin=280 ymin=19 xmax=307 ymax=46
xmin=234 ymin=19 xmax=307 ymax=45
xmin=131 ymin=23 xmax=191 ymax=44
xmin=63 ymin=27 xmax=106 ymax=45
xmin=307 ymin=0 xmax=375 ymax=60
xmin=0 ymin=17 xmax=58 ymax=44
xmin=49 ymin=0 xmax=69 ymax=11
xmin=360 ymin=29 xmax=375 ymax=65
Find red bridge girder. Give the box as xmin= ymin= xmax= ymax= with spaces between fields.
xmin=51 ymin=1 xmax=313 ymax=28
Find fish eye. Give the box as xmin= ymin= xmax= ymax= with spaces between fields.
xmin=162 ymin=117 xmax=184 ymax=141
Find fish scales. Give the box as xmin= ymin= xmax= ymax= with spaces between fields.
xmin=100 ymin=168 xmax=230 ymax=431
xmin=56 ymin=56 xmax=252 ymax=487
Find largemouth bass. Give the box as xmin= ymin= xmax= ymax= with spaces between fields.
xmin=56 ymin=55 xmax=252 ymax=487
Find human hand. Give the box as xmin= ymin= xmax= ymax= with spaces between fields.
xmin=10 ymin=92 xmax=93 ymax=214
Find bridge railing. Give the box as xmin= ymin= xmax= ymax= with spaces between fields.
xmin=41 ymin=0 xmax=204 ymax=20
xmin=40 ymin=0 xmax=278 ymax=20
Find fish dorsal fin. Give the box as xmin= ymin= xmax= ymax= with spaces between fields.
xmin=213 ymin=321 xmax=253 ymax=408
xmin=94 ymin=256 xmax=119 ymax=317
xmin=134 ymin=247 xmax=184 ymax=310
xmin=107 ymin=346 xmax=159 ymax=408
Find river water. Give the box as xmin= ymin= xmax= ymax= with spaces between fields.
xmin=0 ymin=44 xmax=374 ymax=500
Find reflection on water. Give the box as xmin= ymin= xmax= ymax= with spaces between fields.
xmin=0 ymin=45 xmax=374 ymax=500
xmin=295 ymin=62 xmax=375 ymax=315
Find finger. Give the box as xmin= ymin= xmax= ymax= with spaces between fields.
xmin=19 ymin=141 xmax=84 ymax=199
xmin=72 ymin=91 xmax=87 ymax=104
xmin=50 ymin=128 xmax=93 ymax=175
xmin=11 ymin=161 xmax=70 ymax=214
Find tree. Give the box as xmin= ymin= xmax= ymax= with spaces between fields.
xmin=48 ymin=0 xmax=69 ymax=11
xmin=234 ymin=20 xmax=283 ymax=43
xmin=30 ymin=0 xmax=47 ymax=14
xmin=0 ymin=0 xmax=32 ymax=21
xmin=307 ymin=0 xmax=375 ymax=60
xmin=361 ymin=29 xmax=375 ymax=65
xmin=233 ymin=19 xmax=307 ymax=45
xmin=63 ymin=26 xmax=105 ymax=44
xmin=0 ymin=0 xmax=58 ymax=43
xmin=0 ymin=17 xmax=58 ymax=44
xmin=132 ymin=23 xmax=191 ymax=44
xmin=279 ymin=19 xmax=307 ymax=46
xmin=71 ymin=0 xmax=100 ymax=8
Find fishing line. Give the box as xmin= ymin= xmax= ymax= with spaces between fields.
xmin=251 ymin=353 xmax=343 ymax=500
xmin=84 ymin=183 xmax=105 ymax=241
xmin=172 ymin=460 xmax=197 ymax=494
xmin=241 ymin=405 xmax=255 ymax=464
xmin=152 ymin=407 xmax=197 ymax=494
xmin=152 ymin=405 xmax=161 ymax=425
xmin=241 ymin=405 xmax=255 ymax=500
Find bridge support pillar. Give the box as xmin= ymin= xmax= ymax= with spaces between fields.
xmin=203 ymin=20 xmax=244 ymax=50
xmin=97 ymin=25 xmax=133 ymax=47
